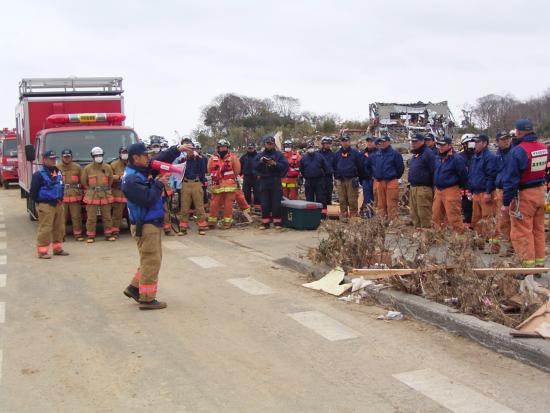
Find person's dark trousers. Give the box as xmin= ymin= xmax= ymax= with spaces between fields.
xmin=362 ymin=178 xmax=374 ymax=218
xmin=305 ymin=177 xmax=326 ymax=206
xmin=461 ymin=194 xmax=473 ymax=225
xmin=259 ymin=177 xmax=283 ymax=226
xmin=243 ymin=174 xmax=260 ymax=209
xmin=323 ymin=175 xmax=334 ymax=206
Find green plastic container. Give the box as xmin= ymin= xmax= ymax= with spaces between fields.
xmin=282 ymin=200 xmax=323 ymax=230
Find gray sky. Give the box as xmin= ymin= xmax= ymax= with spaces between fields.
xmin=1 ymin=0 xmax=549 ymax=141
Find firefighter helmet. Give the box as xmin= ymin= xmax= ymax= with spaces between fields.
xmin=460 ymin=134 xmax=476 ymax=145
xmin=321 ymin=136 xmax=333 ymax=144
xmin=91 ymin=147 xmax=104 ymax=156
xmin=283 ymin=139 xmax=293 ymax=147
xmin=217 ymin=139 xmax=231 ymax=148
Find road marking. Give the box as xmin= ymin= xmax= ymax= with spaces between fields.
xmin=188 ymin=256 xmax=223 ymax=269
xmin=0 ymin=302 xmax=5 ymax=323
xmin=393 ymin=369 xmax=516 ymax=413
xmin=227 ymin=277 xmax=274 ymax=295
xmin=0 ymin=232 xmax=5 ymax=238
xmin=0 ymin=350 xmax=3 ymax=385
xmin=0 ymin=224 xmax=5 ymax=229
xmin=0 ymin=256 xmax=5 ymax=265
xmin=288 ymin=311 xmax=361 ymax=341
xmin=163 ymin=240 xmax=188 ymax=251
xmin=0 ymin=274 xmax=5 ymax=287
xmin=0 ymin=242 xmax=6 ymax=250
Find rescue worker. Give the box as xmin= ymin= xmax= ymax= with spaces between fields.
xmin=333 ymin=134 xmax=364 ymax=219
xmin=300 ymin=142 xmax=330 ymax=213
xmin=81 ymin=147 xmax=116 ymax=243
xmin=122 ymin=142 xmax=192 ymax=310
xmin=30 ymin=150 xmax=69 ymax=258
xmin=370 ymin=135 xmax=405 ymax=219
xmin=425 ymin=133 xmax=438 ymax=154
xmin=408 ymin=133 xmax=435 ymax=228
xmin=240 ymin=142 xmax=261 ymax=212
xmin=57 ymin=148 xmax=84 ymax=241
xmin=254 ymin=135 xmax=289 ymax=229
xmin=494 ymin=132 xmax=513 ymax=256
xmin=207 ymin=139 xmax=241 ymax=229
xmin=459 ymin=134 xmax=476 ymax=228
xmin=110 ymin=147 xmax=128 ymax=238
xmin=468 ymin=133 xmax=498 ymax=251
xmin=432 ymin=136 xmax=468 ymax=232
xmin=501 ymin=119 xmax=548 ymax=268
xmin=361 ymin=136 xmax=377 ymax=218
xmin=281 ymin=140 xmax=301 ymax=200
xmin=179 ymin=142 xmax=208 ymax=235
xmin=319 ymin=136 xmax=336 ymax=208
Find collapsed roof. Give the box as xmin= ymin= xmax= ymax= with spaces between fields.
xmin=369 ymin=101 xmax=454 ymax=125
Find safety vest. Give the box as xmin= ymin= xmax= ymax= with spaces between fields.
xmin=122 ymin=167 xmax=165 ymax=224
xmin=518 ymin=141 xmax=548 ymax=185
xmin=38 ymin=168 xmax=63 ymax=202
xmin=285 ymin=151 xmax=300 ymax=178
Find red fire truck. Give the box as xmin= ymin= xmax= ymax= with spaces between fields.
xmin=0 ymin=128 xmax=18 ymax=189
xmin=16 ymin=77 xmax=139 ymax=220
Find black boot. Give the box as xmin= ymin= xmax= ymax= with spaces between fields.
xmin=123 ymin=285 xmax=139 ymax=302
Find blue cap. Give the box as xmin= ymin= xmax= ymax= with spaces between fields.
xmin=374 ymin=138 xmax=383 ymax=145
xmin=381 ymin=135 xmax=391 ymax=142
xmin=61 ymin=148 xmax=72 ymax=156
xmin=515 ymin=119 xmax=534 ymax=131
xmin=246 ymin=142 xmax=256 ymax=148
xmin=474 ymin=133 xmax=489 ymax=143
xmin=364 ymin=135 xmax=374 ymax=142
xmin=410 ymin=133 xmax=425 ymax=142
xmin=435 ymin=136 xmax=453 ymax=145
xmin=44 ymin=150 xmax=57 ymax=159
xmin=425 ymin=133 xmax=435 ymax=140
xmin=340 ymin=134 xmax=351 ymax=141
xmin=262 ymin=135 xmax=275 ymax=144
xmin=127 ymin=143 xmax=150 ymax=157
xmin=495 ymin=131 xmax=509 ymax=140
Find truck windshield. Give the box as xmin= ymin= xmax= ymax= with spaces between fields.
xmin=2 ymin=140 xmax=17 ymax=157
xmin=44 ymin=129 xmax=138 ymax=163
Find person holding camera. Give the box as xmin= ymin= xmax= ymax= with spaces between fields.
xmin=254 ymin=135 xmax=289 ymax=229
xmin=122 ymin=142 xmax=192 ymax=310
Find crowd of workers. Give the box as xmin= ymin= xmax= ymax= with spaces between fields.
xmin=28 ymin=118 xmax=549 ymax=309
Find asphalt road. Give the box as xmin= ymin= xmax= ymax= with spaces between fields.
xmin=0 ymin=188 xmax=549 ymax=412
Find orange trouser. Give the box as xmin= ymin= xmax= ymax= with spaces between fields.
xmin=495 ymin=189 xmax=511 ymax=242
xmin=282 ymin=178 xmax=299 ymax=200
xmin=208 ymin=192 xmax=236 ymax=227
xmin=235 ymin=189 xmax=250 ymax=211
xmin=432 ymin=186 xmax=463 ymax=233
xmin=472 ymin=192 xmax=497 ymax=241
xmin=509 ymin=186 xmax=546 ymax=267
xmin=374 ymin=179 xmax=399 ymax=219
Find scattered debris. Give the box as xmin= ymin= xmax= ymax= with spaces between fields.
xmin=511 ymin=301 xmax=550 ymax=339
xmin=302 ymin=267 xmax=352 ymax=296
xmin=351 ymin=277 xmax=374 ymax=292
xmin=377 ymin=311 xmax=404 ymax=321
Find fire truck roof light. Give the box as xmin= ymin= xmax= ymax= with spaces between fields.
xmin=46 ymin=113 xmax=126 ymax=125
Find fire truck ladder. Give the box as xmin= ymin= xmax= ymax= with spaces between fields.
xmin=19 ymin=77 xmax=124 ymax=98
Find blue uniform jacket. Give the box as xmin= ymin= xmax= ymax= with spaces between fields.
xmin=300 ymin=152 xmax=331 ymax=179
xmin=333 ymin=148 xmax=364 ymax=180
xmin=434 ymin=151 xmax=467 ymax=190
xmin=408 ymin=145 xmax=435 ymax=187
xmin=122 ymin=146 xmax=181 ymax=226
xmin=494 ymin=146 xmax=512 ymax=189
xmin=184 ymin=156 xmax=206 ymax=181
xmin=30 ymin=166 xmax=64 ymax=206
xmin=371 ymin=146 xmax=404 ymax=181
xmin=467 ymin=147 xmax=497 ymax=194
xmin=253 ymin=150 xmax=289 ymax=179
xmin=240 ymin=152 xmax=258 ymax=176
xmin=319 ymin=149 xmax=337 ymax=177
xmin=502 ymin=134 xmax=545 ymax=206
xmin=361 ymin=148 xmax=377 ymax=181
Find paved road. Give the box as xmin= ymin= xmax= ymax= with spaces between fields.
xmin=0 ymin=189 xmax=548 ymax=412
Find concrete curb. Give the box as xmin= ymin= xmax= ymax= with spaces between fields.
xmin=274 ymin=256 xmax=550 ymax=374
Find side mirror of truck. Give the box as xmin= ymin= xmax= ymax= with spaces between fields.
xmin=25 ymin=145 xmax=36 ymax=162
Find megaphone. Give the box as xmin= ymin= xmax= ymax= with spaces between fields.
xmin=150 ymin=160 xmax=185 ymax=181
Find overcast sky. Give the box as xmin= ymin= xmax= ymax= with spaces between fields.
xmin=1 ymin=0 xmax=549 ymax=142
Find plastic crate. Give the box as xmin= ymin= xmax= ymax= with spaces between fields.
xmin=281 ymin=200 xmax=323 ymax=230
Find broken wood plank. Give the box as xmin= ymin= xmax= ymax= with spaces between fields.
xmin=467 ymin=268 xmax=550 ymax=276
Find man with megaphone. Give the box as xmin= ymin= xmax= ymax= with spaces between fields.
xmin=121 ymin=141 xmax=192 ymax=310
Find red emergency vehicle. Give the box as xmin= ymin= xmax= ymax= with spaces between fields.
xmin=16 ymin=77 xmax=139 ymax=220
xmin=0 ymin=128 xmax=18 ymax=189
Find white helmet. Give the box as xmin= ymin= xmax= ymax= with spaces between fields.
xmin=91 ymin=146 xmax=104 ymax=156
xmin=460 ymin=134 xmax=476 ymax=145
xmin=508 ymin=129 xmax=517 ymax=137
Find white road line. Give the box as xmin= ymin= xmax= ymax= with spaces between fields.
xmin=288 ymin=311 xmax=361 ymax=341
xmin=0 ymin=302 xmax=5 ymax=323
xmin=0 ymin=232 xmax=5 ymax=238
xmin=0 ymin=224 xmax=5 ymax=229
xmin=0 ymin=242 xmax=6 ymax=250
xmin=227 ymin=278 xmax=274 ymax=295
xmin=188 ymin=256 xmax=223 ymax=269
xmin=163 ymin=240 xmax=188 ymax=251
xmin=393 ymin=369 xmax=516 ymax=413
xmin=0 ymin=256 xmax=6 ymax=265
xmin=0 ymin=274 xmax=5 ymax=287
xmin=0 ymin=349 xmax=3 ymax=385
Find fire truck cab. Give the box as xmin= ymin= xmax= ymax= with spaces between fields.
xmin=0 ymin=128 xmax=18 ymax=189
xmin=16 ymin=77 xmax=138 ymax=220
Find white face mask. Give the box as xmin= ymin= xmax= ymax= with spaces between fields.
xmin=284 ymin=147 xmax=291 ymax=152
xmin=467 ymin=142 xmax=475 ymax=150
xmin=93 ymin=156 xmax=103 ymax=164
xmin=307 ymin=148 xmax=315 ymax=154
xmin=152 ymin=147 xmax=161 ymax=153
xmin=120 ymin=153 xmax=128 ymax=160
